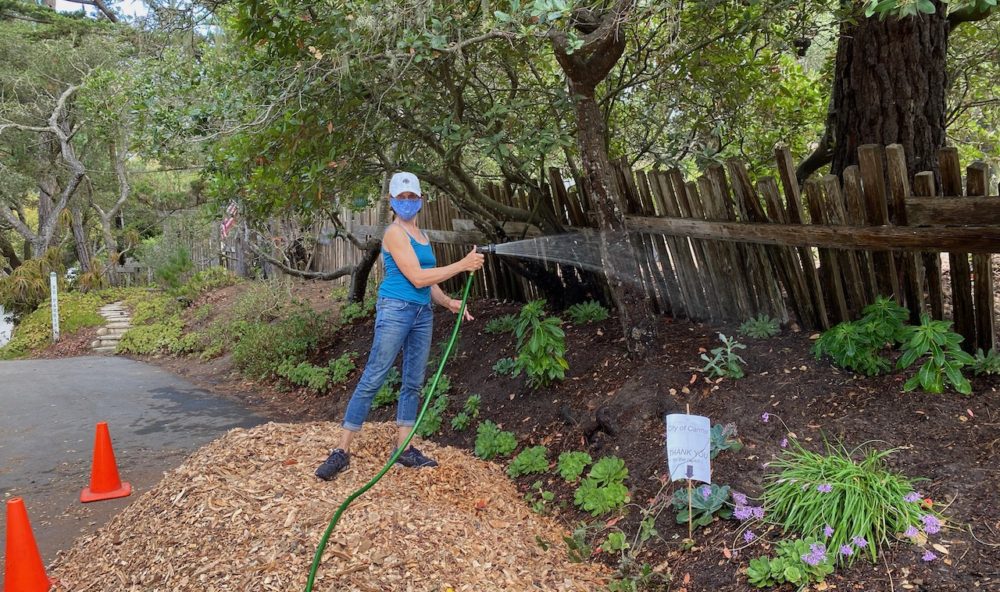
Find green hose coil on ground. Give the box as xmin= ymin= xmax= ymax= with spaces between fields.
xmin=304 ymin=272 xmax=475 ymax=591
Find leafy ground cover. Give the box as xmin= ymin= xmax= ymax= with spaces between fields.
xmin=37 ymin=283 xmax=999 ymax=591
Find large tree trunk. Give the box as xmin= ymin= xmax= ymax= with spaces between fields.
xmin=551 ymin=4 xmax=657 ymax=356
xmin=0 ymin=232 xmax=21 ymax=272
xmin=70 ymin=205 xmax=92 ymax=272
xmin=830 ymin=2 xmax=949 ymax=180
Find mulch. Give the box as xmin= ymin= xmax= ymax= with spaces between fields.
xmin=48 ymin=422 xmax=610 ymax=592
xmin=113 ymin=292 xmax=1000 ymax=592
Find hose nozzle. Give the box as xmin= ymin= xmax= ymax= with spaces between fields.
xmin=476 ymin=244 xmax=497 ymax=255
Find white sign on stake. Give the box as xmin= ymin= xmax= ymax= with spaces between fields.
xmin=49 ymin=271 xmax=60 ymax=343
xmin=665 ymin=413 xmax=711 ymax=484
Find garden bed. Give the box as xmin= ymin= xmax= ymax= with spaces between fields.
xmin=126 ymin=288 xmax=999 ymax=591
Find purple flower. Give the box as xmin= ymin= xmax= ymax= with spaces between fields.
xmin=904 ymin=525 xmax=919 ymax=539
xmin=823 ymin=524 xmax=834 ymax=538
xmin=852 ymin=536 xmax=868 ymax=548
xmin=817 ymin=483 xmax=833 ymax=493
xmin=744 ymin=530 xmax=756 ymax=542
xmin=904 ymin=492 xmax=921 ymax=503
xmin=699 ymin=485 xmax=712 ymax=500
xmin=922 ymin=514 xmax=941 ymax=535
xmin=734 ymin=505 xmax=753 ymax=521
xmin=801 ymin=543 xmax=827 ymax=566
xmin=752 ymin=506 xmax=765 ymax=520
xmin=922 ymin=550 xmax=937 ymax=562
xmin=839 ymin=544 xmax=853 ymax=556
xmin=780 ymin=437 xmax=788 ymax=448
xmin=761 ymin=412 xmax=770 ymax=423
xmin=732 ymin=491 xmax=748 ymax=506
xmin=801 ymin=552 xmax=822 ymax=566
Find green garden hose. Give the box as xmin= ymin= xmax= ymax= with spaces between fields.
xmin=304 ymin=272 xmax=476 ymax=591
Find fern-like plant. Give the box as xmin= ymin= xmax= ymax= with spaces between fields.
xmin=739 ymin=314 xmax=780 ymax=339
xmin=565 ymin=300 xmax=609 ymax=325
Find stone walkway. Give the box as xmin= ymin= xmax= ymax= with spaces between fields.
xmin=91 ymin=301 xmax=131 ymax=354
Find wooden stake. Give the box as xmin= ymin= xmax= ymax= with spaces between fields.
xmin=686 ymin=404 xmax=693 ymax=541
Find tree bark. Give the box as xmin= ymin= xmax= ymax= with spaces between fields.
xmin=830 ymin=2 xmax=949 ymax=180
xmin=69 ymin=205 xmax=92 ymax=272
xmin=0 ymin=231 xmax=21 ymax=271
xmin=550 ymin=3 xmax=657 ymax=355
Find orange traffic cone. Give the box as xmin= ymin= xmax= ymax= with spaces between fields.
xmin=3 ymin=497 xmax=50 ymax=592
xmin=80 ymin=422 xmax=132 ymax=503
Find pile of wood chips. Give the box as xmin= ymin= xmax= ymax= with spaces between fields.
xmin=50 ymin=422 xmax=610 ymax=591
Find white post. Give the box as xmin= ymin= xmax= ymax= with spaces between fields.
xmin=49 ymin=271 xmax=60 ymax=342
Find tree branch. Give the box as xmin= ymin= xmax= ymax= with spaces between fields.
xmin=61 ymin=0 xmax=119 ymax=22
xmin=248 ymin=240 xmax=354 ymax=280
xmin=948 ymin=4 xmax=995 ymax=26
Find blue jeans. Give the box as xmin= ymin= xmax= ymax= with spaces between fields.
xmin=342 ymin=297 xmax=433 ymax=431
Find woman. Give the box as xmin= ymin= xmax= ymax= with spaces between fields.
xmin=315 ymin=172 xmax=485 ymax=481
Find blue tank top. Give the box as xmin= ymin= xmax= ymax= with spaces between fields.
xmin=379 ymin=228 xmax=436 ymax=304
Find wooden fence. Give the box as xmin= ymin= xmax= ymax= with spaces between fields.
xmin=184 ymin=143 xmax=997 ymax=351
xmin=347 ymin=144 xmax=998 ymax=351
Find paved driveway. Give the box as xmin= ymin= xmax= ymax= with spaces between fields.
xmin=0 ymin=356 xmax=263 ymax=578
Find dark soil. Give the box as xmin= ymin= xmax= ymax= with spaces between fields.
xmin=132 ymin=297 xmax=999 ymax=592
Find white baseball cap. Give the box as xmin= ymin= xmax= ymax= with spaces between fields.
xmin=389 ymin=172 xmax=422 ymax=198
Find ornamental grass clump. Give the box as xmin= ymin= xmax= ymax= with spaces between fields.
xmin=763 ymin=440 xmax=936 ymax=565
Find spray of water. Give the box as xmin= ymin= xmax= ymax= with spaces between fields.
xmin=489 ymin=231 xmax=652 ymax=286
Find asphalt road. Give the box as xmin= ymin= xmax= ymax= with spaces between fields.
xmin=0 ymin=356 xmax=263 ymax=579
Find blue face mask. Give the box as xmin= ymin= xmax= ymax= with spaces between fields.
xmin=390 ymin=198 xmax=422 ymax=221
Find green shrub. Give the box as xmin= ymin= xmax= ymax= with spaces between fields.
xmin=565 ymin=300 xmax=609 ymax=325
xmin=492 ymin=357 xmax=518 ymax=377
xmin=601 ymin=531 xmax=629 ymax=553
xmin=858 ymin=296 xmax=909 ymax=343
xmin=451 ymin=394 xmax=481 ymax=431
xmin=276 ymin=360 xmax=331 ymax=391
xmin=450 ymin=411 xmax=471 ymax=431
xmin=573 ymin=456 xmax=630 ymax=516
xmin=897 ymin=314 xmax=974 ymax=395
xmin=0 ymin=249 xmax=64 ymax=319
xmin=812 ymin=297 xmax=910 ymax=376
xmin=462 ymin=394 xmax=481 ymax=417
xmin=153 ymin=245 xmax=193 ymax=291
xmin=118 ymin=317 xmax=186 ymax=355
xmin=484 ymin=314 xmax=517 ymax=334
xmin=412 ymin=374 xmax=452 ymax=436
xmin=177 ymin=266 xmax=237 ymax=300
xmin=971 ymin=348 xmax=1000 ymax=376
xmin=700 ymin=333 xmax=746 ymax=379
xmin=341 ymin=299 xmax=375 ymax=323
xmin=557 ymin=451 xmax=592 ymax=483
xmin=507 ymin=446 xmax=549 ymax=477
xmin=372 ymin=367 xmax=401 ymax=408
xmin=230 ymin=280 xmax=292 ymax=323
xmin=474 ymin=420 xmax=517 ymax=460
xmin=747 ymin=537 xmax=835 ymax=589
xmin=763 ymin=441 xmax=934 ymax=564
xmin=710 ymin=423 xmax=743 ymax=459
xmin=812 ymin=321 xmax=889 ymax=376
xmin=415 ymin=393 xmax=449 ymax=437
xmin=513 ymin=300 xmax=568 ymax=388
xmin=230 ymin=310 xmax=328 ymax=380
xmin=329 ymin=352 xmax=357 ymax=384
xmin=671 ymin=483 xmax=732 ymax=527
xmin=739 ymin=314 xmax=780 ymax=339
xmin=524 ymin=480 xmax=555 ymax=514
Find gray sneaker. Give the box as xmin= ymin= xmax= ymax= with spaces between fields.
xmin=395 ymin=445 xmax=438 ymax=468
xmin=315 ymin=449 xmax=349 ymax=481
